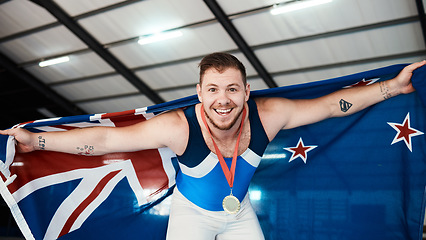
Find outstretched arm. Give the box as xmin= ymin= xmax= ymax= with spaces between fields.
xmin=0 ymin=109 xmax=188 ymax=156
xmin=257 ymin=60 xmax=426 ymax=140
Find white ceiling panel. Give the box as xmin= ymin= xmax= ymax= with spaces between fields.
xmin=54 ymin=0 xmax=127 ymax=16
xmin=135 ymin=61 xmax=200 ymax=90
xmin=108 ymin=24 xmax=237 ymax=68
xmin=159 ymin=88 xmax=197 ymax=102
xmin=325 ymin=22 xmax=424 ymax=60
xmin=51 ymin=75 xmax=138 ymax=101
xmin=230 ymin=52 xmax=257 ymax=77
xmin=77 ymin=95 xmax=154 ymax=114
xmin=24 ymin=52 xmax=114 ymax=84
xmin=0 ymin=26 xmax=87 ymax=64
xmin=77 ymin=0 xmax=214 ymax=44
xmin=274 ymin=68 xmax=343 ymax=87
xmin=256 ymin=39 xmax=334 ymax=73
xmin=248 ymin=78 xmax=269 ymax=91
xmin=255 ymin=22 xmax=424 ymax=73
xmin=356 ymin=0 xmax=417 ymax=21
xmin=232 ymin=0 xmax=418 ymax=46
xmin=0 ymin=0 xmax=57 ymax=38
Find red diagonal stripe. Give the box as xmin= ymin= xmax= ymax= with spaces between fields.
xmin=58 ymin=170 xmax=121 ymax=238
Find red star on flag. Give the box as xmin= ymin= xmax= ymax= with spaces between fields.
xmin=284 ymin=138 xmax=317 ymax=164
xmin=387 ymin=113 xmax=424 ymax=152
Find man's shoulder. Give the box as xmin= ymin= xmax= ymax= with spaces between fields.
xmin=253 ymin=97 xmax=290 ymax=112
xmin=161 ymin=108 xmax=187 ymax=123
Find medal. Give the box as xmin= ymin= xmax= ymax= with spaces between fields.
xmin=222 ymin=191 xmax=241 ymax=214
xmin=200 ymin=104 xmax=247 ymax=214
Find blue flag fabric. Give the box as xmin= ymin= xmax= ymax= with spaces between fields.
xmin=0 ymin=64 xmax=425 ymax=240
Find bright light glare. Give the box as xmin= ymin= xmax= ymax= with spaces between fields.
xmin=250 ymin=190 xmax=262 ymax=201
xmin=138 ymin=30 xmax=183 ymax=45
xmin=262 ymin=153 xmax=287 ymax=160
xmin=39 ymin=56 xmax=70 ymax=67
xmin=270 ymin=0 xmax=332 ymax=15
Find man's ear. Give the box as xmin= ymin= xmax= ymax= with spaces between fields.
xmin=197 ymin=84 xmax=202 ymax=103
xmin=245 ymin=83 xmax=251 ymax=102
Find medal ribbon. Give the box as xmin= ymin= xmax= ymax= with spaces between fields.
xmin=200 ymin=104 xmax=247 ymax=189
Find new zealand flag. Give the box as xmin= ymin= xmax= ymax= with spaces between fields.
xmin=1 ymin=64 xmax=425 ymax=240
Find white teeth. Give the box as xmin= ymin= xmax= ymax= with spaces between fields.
xmin=216 ymin=109 xmax=231 ymax=114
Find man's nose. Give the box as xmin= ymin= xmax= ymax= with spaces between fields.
xmin=216 ymin=91 xmax=231 ymax=105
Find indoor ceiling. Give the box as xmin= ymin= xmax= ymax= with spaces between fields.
xmin=1 ymin=0 xmax=426 ymax=130
xmin=1 ymin=0 xmax=426 ymax=238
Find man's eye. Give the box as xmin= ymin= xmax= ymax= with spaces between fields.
xmin=229 ymin=88 xmax=237 ymax=92
xmin=208 ymin=88 xmax=216 ymax=92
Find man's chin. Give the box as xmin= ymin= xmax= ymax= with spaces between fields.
xmin=204 ymin=108 xmax=243 ymax=131
xmin=214 ymin=123 xmax=233 ymax=131
xmin=208 ymin=119 xmax=233 ymax=131
xmin=210 ymin=115 xmax=242 ymax=131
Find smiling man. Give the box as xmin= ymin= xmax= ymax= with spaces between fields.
xmin=1 ymin=52 xmax=424 ymax=240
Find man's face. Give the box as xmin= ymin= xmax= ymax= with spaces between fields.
xmin=197 ymin=67 xmax=250 ymax=131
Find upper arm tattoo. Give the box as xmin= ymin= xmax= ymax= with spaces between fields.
xmin=339 ymin=99 xmax=353 ymax=113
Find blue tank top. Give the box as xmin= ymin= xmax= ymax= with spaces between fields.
xmin=176 ymin=99 xmax=269 ymax=211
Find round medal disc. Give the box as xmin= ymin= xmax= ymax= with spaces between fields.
xmin=222 ymin=195 xmax=241 ymax=214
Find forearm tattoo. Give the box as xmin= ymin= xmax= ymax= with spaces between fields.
xmin=38 ymin=136 xmax=46 ymax=150
xmin=339 ymin=99 xmax=353 ymax=113
xmin=379 ymin=81 xmax=392 ymax=100
xmin=77 ymin=145 xmax=95 ymax=156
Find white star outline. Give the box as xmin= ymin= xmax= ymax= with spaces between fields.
xmin=284 ymin=137 xmax=318 ymax=164
xmin=343 ymin=77 xmax=380 ymax=88
xmin=387 ymin=112 xmax=424 ymax=152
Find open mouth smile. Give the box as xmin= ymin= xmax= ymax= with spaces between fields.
xmin=214 ymin=108 xmax=232 ymax=115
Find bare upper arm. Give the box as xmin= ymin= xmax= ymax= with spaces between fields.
xmin=255 ymin=97 xmax=332 ymax=140
xmin=104 ymin=109 xmax=189 ymax=155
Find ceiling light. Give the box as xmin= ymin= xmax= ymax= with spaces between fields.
xmin=39 ymin=56 xmax=70 ymax=67
xmin=270 ymin=0 xmax=332 ymax=15
xmin=138 ymin=30 xmax=183 ymax=45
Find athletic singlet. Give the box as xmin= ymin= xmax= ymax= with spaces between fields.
xmin=176 ymin=99 xmax=270 ymax=211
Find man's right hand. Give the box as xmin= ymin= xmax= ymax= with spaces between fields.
xmin=0 ymin=128 xmax=36 ymax=153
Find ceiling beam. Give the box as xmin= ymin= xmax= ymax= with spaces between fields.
xmin=30 ymin=0 xmax=165 ymax=104
xmin=203 ymin=0 xmax=278 ymax=88
xmin=0 ymin=52 xmax=86 ymax=116
xmin=415 ymin=0 xmax=426 ymax=47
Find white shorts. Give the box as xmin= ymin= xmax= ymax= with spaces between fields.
xmin=166 ymin=188 xmax=265 ymax=240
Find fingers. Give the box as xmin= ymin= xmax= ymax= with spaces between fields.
xmin=405 ymin=60 xmax=426 ymax=72
xmin=0 ymin=129 xmax=11 ymax=136
xmin=0 ymin=128 xmax=22 ymax=137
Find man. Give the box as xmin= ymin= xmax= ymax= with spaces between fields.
xmin=1 ymin=52 xmax=425 ymax=239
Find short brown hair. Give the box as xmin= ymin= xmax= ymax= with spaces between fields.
xmin=198 ymin=52 xmax=247 ymax=85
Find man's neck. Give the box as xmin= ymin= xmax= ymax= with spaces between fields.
xmin=209 ymin=123 xmax=241 ymax=143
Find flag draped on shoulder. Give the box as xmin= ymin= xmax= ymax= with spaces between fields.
xmin=1 ymin=64 xmax=425 ymax=240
